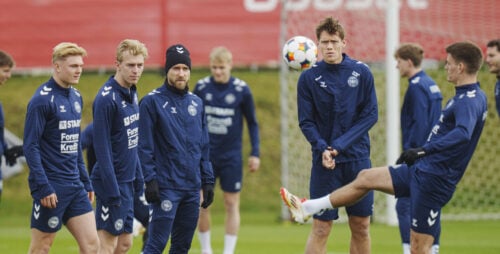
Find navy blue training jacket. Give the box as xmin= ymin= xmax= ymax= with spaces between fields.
xmin=193 ymin=76 xmax=260 ymax=162
xmin=24 ymin=78 xmax=91 ymax=200
xmin=419 ymin=83 xmax=487 ymax=185
xmin=139 ymin=83 xmax=214 ymax=190
xmin=297 ymin=54 xmax=378 ymax=163
xmin=91 ymin=76 xmax=143 ymax=204
xmin=401 ymin=70 xmax=443 ymax=150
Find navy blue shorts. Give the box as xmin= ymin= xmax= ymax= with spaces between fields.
xmin=95 ymin=182 xmax=134 ymax=235
xmin=310 ymin=159 xmax=373 ymax=221
xmin=390 ymin=164 xmax=451 ymax=239
xmin=30 ymin=181 xmax=93 ymax=232
xmin=212 ymin=158 xmax=242 ymax=193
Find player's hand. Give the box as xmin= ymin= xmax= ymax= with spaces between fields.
xmin=145 ymin=179 xmax=160 ymax=204
xmin=322 ymin=147 xmax=338 ymax=170
xmin=396 ymin=147 xmax=425 ymax=165
xmin=201 ymin=184 xmax=214 ymax=209
xmin=248 ymin=156 xmax=260 ymax=172
xmin=40 ymin=193 xmax=58 ymax=209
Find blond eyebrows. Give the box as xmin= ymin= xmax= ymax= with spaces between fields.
xmin=116 ymin=39 xmax=149 ymax=62
xmin=52 ymin=42 xmax=87 ymax=63
xmin=210 ymin=46 xmax=232 ymax=64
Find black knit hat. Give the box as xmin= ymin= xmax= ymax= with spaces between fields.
xmin=165 ymin=44 xmax=191 ymax=73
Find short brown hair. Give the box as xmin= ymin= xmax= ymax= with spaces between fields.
xmin=0 ymin=50 xmax=15 ymax=68
xmin=446 ymin=41 xmax=483 ymax=74
xmin=487 ymin=39 xmax=500 ymax=51
xmin=394 ymin=43 xmax=424 ymax=67
xmin=316 ymin=17 xmax=345 ymax=40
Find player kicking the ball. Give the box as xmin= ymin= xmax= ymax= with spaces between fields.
xmin=282 ymin=41 xmax=487 ymax=254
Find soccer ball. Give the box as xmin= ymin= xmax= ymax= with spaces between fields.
xmin=282 ymin=36 xmax=318 ymax=70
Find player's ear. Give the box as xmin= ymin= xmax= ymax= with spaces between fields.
xmin=53 ymin=62 xmax=60 ymax=72
xmin=457 ymin=62 xmax=466 ymax=74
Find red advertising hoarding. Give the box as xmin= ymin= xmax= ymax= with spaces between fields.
xmin=0 ymin=0 xmax=498 ymax=70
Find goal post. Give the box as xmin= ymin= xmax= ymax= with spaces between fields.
xmin=384 ymin=0 xmax=400 ymax=226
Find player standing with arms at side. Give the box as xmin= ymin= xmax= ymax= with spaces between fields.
xmin=81 ymin=121 xmax=151 ymax=253
xmin=394 ymin=43 xmax=442 ymax=254
xmin=91 ymin=39 xmax=147 ymax=254
xmin=485 ymin=39 xmax=500 ymax=117
xmin=282 ymin=41 xmax=487 ymax=254
xmin=194 ymin=46 xmax=260 ymax=254
xmin=23 ymin=42 xmax=99 ymax=254
xmin=139 ymin=44 xmax=215 ymax=254
xmin=292 ymin=17 xmax=378 ymax=254
xmin=0 ymin=50 xmax=24 ymax=202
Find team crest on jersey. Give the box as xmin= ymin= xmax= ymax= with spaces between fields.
xmin=225 ymin=93 xmax=236 ymax=104
xmin=48 ymin=216 xmax=59 ymax=229
xmin=74 ymin=101 xmax=81 ymax=113
xmin=114 ymin=219 xmax=124 ymax=231
xmin=188 ymin=105 xmax=197 ymax=116
xmin=161 ymin=200 xmax=173 ymax=212
xmin=347 ymin=71 xmax=360 ymax=88
xmin=205 ymin=93 xmax=213 ymax=101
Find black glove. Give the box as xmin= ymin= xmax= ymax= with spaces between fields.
xmin=396 ymin=147 xmax=426 ymax=166
xmin=201 ymin=184 xmax=214 ymax=209
xmin=145 ymin=179 xmax=160 ymax=204
xmin=5 ymin=145 xmax=23 ymax=166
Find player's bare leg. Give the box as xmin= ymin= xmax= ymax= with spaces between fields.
xmin=97 ymin=230 xmax=118 ymax=254
xmin=305 ymin=219 xmax=332 ymax=254
xmin=329 ymin=166 xmax=394 ymax=208
xmin=411 ymin=230 xmax=435 ymax=254
xmin=114 ymin=233 xmax=133 ymax=254
xmin=198 ymin=201 xmax=213 ymax=254
xmin=65 ymin=211 xmax=99 ymax=254
xmin=28 ymin=229 xmax=57 ymax=254
xmin=348 ymin=215 xmax=371 ymax=254
xmin=223 ymin=191 xmax=240 ymax=254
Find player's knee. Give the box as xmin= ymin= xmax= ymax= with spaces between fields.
xmin=312 ymin=221 xmax=332 ymax=238
xmin=81 ymin=241 xmax=99 ymax=254
xmin=116 ymin=239 xmax=133 ymax=253
xmin=355 ymin=169 xmax=374 ymax=189
xmin=29 ymin=243 xmax=52 ymax=254
xmin=29 ymin=236 xmax=55 ymax=254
